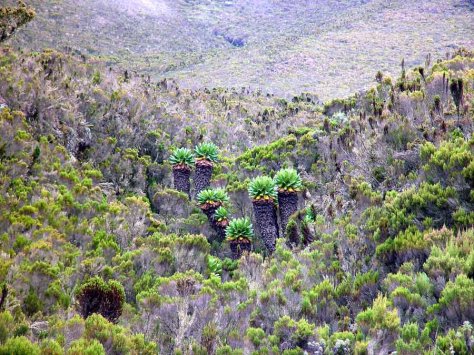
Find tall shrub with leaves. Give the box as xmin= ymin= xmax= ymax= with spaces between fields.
xmin=226 ymin=217 xmax=254 ymax=259
xmin=249 ymin=176 xmax=279 ymax=254
xmin=194 ymin=142 xmax=219 ymax=197
xmin=274 ymin=168 xmax=302 ymax=233
xmin=169 ymin=147 xmax=195 ymax=197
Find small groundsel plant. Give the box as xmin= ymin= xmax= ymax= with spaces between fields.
xmin=207 ymin=255 xmax=223 ymax=277
xmin=304 ymin=206 xmax=316 ymax=223
xmin=214 ymin=206 xmax=229 ymax=222
xmin=169 ymin=147 xmax=195 ymax=168
xmin=195 ymin=142 xmax=219 ymax=163
xmin=248 ymin=176 xmax=278 ymax=201
xmin=226 ymin=217 xmax=254 ymax=242
xmin=197 ymin=188 xmax=229 ymax=207
xmin=274 ymin=168 xmax=303 ymax=192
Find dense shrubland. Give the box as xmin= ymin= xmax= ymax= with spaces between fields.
xmin=0 ymin=22 xmax=474 ymax=354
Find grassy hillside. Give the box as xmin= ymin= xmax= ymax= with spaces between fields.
xmin=1 ymin=38 xmax=474 ymax=353
xmin=7 ymin=0 xmax=474 ymax=99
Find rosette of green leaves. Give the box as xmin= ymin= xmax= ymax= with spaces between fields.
xmin=207 ymin=255 xmax=222 ymax=277
xmin=169 ymin=147 xmax=195 ymax=167
xmin=225 ymin=217 xmax=254 ymax=242
xmin=214 ymin=206 xmax=229 ymax=222
xmin=195 ymin=142 xmax=219 ymax=163
xmin=274 ymin=168 xmax=302 ymax=192
xmin=197 ymin=188 xmax=229 ymax=206
xmin=248 ymin=176 xmax=278 ymax=201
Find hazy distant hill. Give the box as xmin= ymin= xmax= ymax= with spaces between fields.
xmin=9 ymin=0 xmax=474 ymax=98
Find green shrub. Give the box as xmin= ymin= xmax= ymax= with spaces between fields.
xmin=0 ymin=311 xmax=14 ymax=344
xmin=0 ymin=336 xmax=40 ymax=355
xmin=436 ymin=274 xmax=474 ymax=327
xmin=246 ymin=327 xmax=265 ymax=347
xmin=395 ymin=322 xmax=423 ymax=354
xmin=39 ymin=339 xmax=62 ymax=355
xmin=68 ymin=339 xmax=105 ymax=355
xmin=356 ymin=295 xmax=400 ymax=334
xmin=23 ymin=289 xmax=43 ymax=316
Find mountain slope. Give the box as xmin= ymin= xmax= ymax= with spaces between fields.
xmin=8 ymin=0 xmax=474 ymax=99
xmin=0 ymin=42 xmax=474 ymax=353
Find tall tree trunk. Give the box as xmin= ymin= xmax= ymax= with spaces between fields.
xmin=173 ymin=166 xmax=191 ymax=197
xmin=278 ymin=191 xmax=298 ymax=234
xmin=194 ymin=160 xmax=213 ymax=198
xmin=252 ymin=199 xmax=279 ymax=254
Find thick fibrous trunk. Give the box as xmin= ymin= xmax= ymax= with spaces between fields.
xmin=201 ymin=203 xmax=225 ymax=243
xmin=194 ymin=160 xmax=213 ymax=198
xmin=285 ymin=220 xmax=300 ymax=248
xmin=253 ymin=200 xmax=279 ymax=254
xmin=202 ymin=204 xmax=219 ymax=222
xmin=173 ymin=166 xmax=191 ymax=197
xmin=301 ymin=221 xmax=314 ymax=247
xmin=230 ymin=239 xmax=252 ymax=259
xmin=215 ymin=221 xmax=228 ymax=243
xmin=278 ymin=191 xmax=298 ymax=234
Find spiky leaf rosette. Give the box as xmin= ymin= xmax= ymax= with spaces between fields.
xmin=197 ymin=188 xmax=229 ymax=207
xmin=169 ymin=147 xmax=195 ymax=168
xmin=225 ymin=217 xmax=254 ymax=242
xmin=207 ymin=255 xmax=223 ymax=277
xmin=195 ymin=142 xmax=219 ymax=163
xmin=214 ymin=206 xmax=229 ymax=222
xmin=274 ymin=168 xmax=302 ymax=192
xmin=248 ymin=176 xmax=278 ymax=202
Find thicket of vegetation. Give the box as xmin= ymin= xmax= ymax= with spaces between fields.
xmin=1 ymin=5 xmax=474 ymax=353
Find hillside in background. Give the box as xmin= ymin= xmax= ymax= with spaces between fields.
xmin=7 ymin=0 xmax=474 ymax=99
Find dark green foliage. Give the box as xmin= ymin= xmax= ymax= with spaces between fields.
xmin=76 ymin=277 xmax=125 ymax=323
xmin=22 ymin=289 xmax=42 ymax=316
xmin=436 ymin=274 xmax=474 ymax=328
